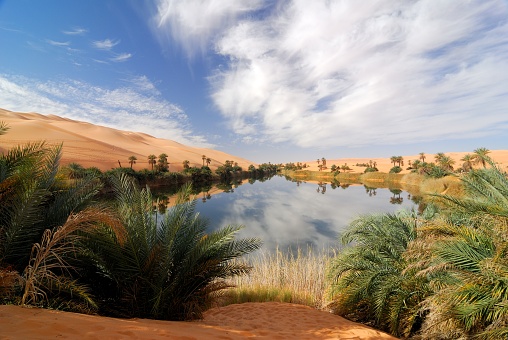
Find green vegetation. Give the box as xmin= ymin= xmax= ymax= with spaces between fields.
xmin=328 ymin=155 xmax=508 ymax=338
xmin=0 ymin=131 xmax=261 ymax=320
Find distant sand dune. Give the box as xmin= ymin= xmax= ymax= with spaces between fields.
xmin=0 ymin=108 xmax=255 ymax=171
xmin=2 ymin=108 xmax=507 ymax=174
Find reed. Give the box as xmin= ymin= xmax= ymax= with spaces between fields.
xmin=220 ymin=246 xmax=333 ymax=309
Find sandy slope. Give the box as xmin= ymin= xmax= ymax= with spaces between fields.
xmin=0 ymin=303 xmax=397 ymax=339
xmin=0 ymin=108 xmax=254 ymax=171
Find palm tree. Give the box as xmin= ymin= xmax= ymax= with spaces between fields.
xmin=460 ymin=154 xmax=473 ymax=172
xmin=157 ymin=153 xmax=169 ymax=172
xmin=128 ymin=155 xmax=137 ymax=169
xmin=317 ymin=158 xmax=320 ymax=165
xmin=89 ymin=175 xmax=262 ymax=320
xmin=390 ymin=156 xmax=398 ymax=167
xmin=0 ymin=142 xmax=103 ymax=271
xmin=328 ymin=210 xmax=430 ymax=337
xmin=147 ymin=154 xmax=157 ymax=171
xmin=434 ymin=152 xmax=445 ymax=164
xmin=65 ymin=162 xmax=85 ymax=180
xmin=419 ymin=152 xmax=426 ymax=162
xmin=421 ymin=156 xmax=508 ymax=338
xmin=437 ymin=155 xmax=455 ymax=171
xmin=472 ymin=147 xmax=490 ymax=168
xmin=0 ymin=121 xmax=9 ymax=135
xmin=182 ymin=160 xmax=190 ymax=169
xmin=0 ymin=140 xmax=121 ymax=309
xmin=396 ymin=156 xmax=403 ymax=167
xmin=206 ymin=157 xmax=211 ymax=166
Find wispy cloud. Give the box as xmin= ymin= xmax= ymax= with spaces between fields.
xmin=46 ymin=39 xmax=71 ymax=46
xmin=92 ymin=38 xmax=120 ymax=50
xmin=110 ymin=53 xmax=132 ymax=62
xmin=126 ymin=75 xmax=160 ymax=95
xmin=151 ymin=0 xmax=508 ymax=150
xmin=63 ymin=27 xmax=88 ymax=35
xmin=151 ymin=0 xmax=264 ymax=58
xmin=0 ymin=74 xmax=212 ymax=148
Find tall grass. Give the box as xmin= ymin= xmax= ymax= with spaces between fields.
xmin=220 ymin=246 xmax=333 ymax=309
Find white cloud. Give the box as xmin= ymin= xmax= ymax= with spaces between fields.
xmin=155 ymin=0 xmax=508 ymax=149
xmin=126 ymin=75 xmax=160 ymax=95
xmin=63 ymin=27 xmax=88 ymax=35
xmin=92 ymin=38 xmax=120 ymax=50
xmin=110 ymin=53 xmax=132 ymax=62
xmin=0 ymin=74 xmax=212 ymax=148
xmin=46 ymin=39 xmax=70 ymax=46
xmin=151 ymin=0 xmax=264 ymax=57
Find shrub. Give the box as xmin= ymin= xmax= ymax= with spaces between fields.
xmin=389 ymin=166 xmax=402 ymax=173
xmin=363 ymin=167 xmax=378 ymax=173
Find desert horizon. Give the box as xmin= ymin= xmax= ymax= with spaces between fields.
xmin=2 ymin=108 xmax=506 ymax=175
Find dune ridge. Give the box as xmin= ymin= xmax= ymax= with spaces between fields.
xmin=0 ymin=108 xmax=254 ymax=171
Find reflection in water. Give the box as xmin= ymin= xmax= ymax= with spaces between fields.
xmin=190 ymin=176 xmax=417 ymax=254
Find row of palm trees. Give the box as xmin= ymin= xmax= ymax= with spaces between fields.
xmin=129 ymin=154 xmax=215 ymax=171
xmin=0 ymin=124 xmax=261 ymax=320
xmin=416 ymin=148 xmax=491 ymax=172
xmin=328 ymin=153 xmax=508 ymax=338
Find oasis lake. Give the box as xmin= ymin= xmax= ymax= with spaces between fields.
xmin=155 ymin=175 xmax=419 ymax=254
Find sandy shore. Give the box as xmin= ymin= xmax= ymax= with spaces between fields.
xmin=0 ymin=302 xmax=396 ymax=339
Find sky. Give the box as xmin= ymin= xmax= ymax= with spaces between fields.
xmin=0 ymin=0 xmax=507 ymax=164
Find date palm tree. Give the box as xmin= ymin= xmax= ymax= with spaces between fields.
xmin=0 ymin=140 xmax=121 ymax=309
xmin=460 ymin=154 xmax=473 ymax=172
xmin=0 ymin=121 xmax=9 ymax=135
xmin=472 ymin=147 xmax=490 ymax=168
xmin=437 ymin=155 xmax=455 ymax=171
xmin=202 ymin=155 xmax=206 ymax=167
xmin=182 ymin=160 xmax=190 ymax=169
xmin=419 ymin=152 xmax=426 ymax=162
xmin=420 ymin=158 xmax=508 ymax=338
xmin=434 ymin=152 xmax=445 ymax=164
xmin=328 ymin=210 xmax=431 ymax=337
xmin=147 ymin=154 xmax=156 ymax=171
xmin=157 ymin=153 xmax=169 ymax=172
xmin=128 ymin=155 xmax=137 ymax=169
xmin=87 ymin=174 xmax=262 ymax=320
xmin=206 ymin=157 xmax=211 ymax=166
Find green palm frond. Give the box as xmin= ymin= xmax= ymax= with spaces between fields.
xmin=328 ymin=209 xmax=429 ymax=337
xmin=86 ymin=174 xmax=261 ymax=320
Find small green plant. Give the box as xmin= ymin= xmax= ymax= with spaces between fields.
xmin=389 ymin=165 xmax=402 ymax=173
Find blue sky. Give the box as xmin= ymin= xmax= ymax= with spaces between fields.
xmin=1 ymin=0 xmax=507 ymax=164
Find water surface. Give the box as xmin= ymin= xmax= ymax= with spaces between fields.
xmin=191 ymin=176 xmax=416 ymax=253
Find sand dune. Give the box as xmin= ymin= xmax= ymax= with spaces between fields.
xmin=2 ymin=108 xmax=506 ymax=175
xmin=0 ymin=303 xmax=396 ymax=339
xmin=0 ymin=108 xmax=255 ymax=171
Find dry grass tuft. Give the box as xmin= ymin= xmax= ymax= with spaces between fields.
xmin=221 ymin=246 xmax=333 ymax=309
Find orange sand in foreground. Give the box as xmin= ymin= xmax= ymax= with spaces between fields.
xmin=0 ymin=302 xmax=397 ymax=339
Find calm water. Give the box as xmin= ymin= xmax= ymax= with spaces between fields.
xmin=190 ymin=175 xmax=417 ymax=253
